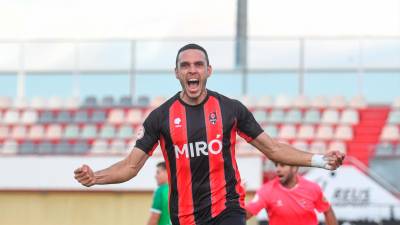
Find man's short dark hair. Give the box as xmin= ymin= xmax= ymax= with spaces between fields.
xmin=175 ymin=43 xmax=209 ymax=67
xmin=157 ymin=162 xmax=166 ymax=170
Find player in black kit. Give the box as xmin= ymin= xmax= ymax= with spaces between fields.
xmin=74 ymin=43 xmax=345 ymax=225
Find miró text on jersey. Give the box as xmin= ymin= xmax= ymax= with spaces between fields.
xmin=174 ymin=139 xmax=223 ymax=158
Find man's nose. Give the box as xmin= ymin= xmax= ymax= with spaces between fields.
xmin=188 ymin=64 xmax=196 ymax=73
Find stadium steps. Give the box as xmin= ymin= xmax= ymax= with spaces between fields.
xmin=347 ymin=107 xmax=390 ymax=166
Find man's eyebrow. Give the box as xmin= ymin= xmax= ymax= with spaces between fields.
xmin=179 ymin=61 xmax=206 ymax=66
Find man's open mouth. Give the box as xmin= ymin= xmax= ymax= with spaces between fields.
xmin=187 ymin=79 xmax=200 ymax=90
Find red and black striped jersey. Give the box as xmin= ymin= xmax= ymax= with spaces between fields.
xmin=135 ymin=90 xmax=263 ymax=225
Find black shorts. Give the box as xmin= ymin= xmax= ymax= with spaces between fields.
xmin=209 ymin=207 xmax=246 ymax=225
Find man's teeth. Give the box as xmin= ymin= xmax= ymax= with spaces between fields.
xmin=188 ymin=79 xmax=199 ymax=85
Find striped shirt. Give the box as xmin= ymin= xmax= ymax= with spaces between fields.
xmin=135 ymin=90 xmax=263 ymax=225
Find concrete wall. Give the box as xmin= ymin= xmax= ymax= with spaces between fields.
xmin=0 ymin=191 xmax=258 ymax=225
xmin=0 ymin=155 xmax=263 ymax=192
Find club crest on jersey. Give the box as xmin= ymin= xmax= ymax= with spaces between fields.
xmin=209 ymin=112 xmax=217 ymax=125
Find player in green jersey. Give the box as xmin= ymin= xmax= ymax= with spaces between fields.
xmin=148 ymin=162 xmax=171 ymax=225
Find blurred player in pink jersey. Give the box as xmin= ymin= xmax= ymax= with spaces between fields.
xmin=246 ymin=162 xmax=338 ymax=225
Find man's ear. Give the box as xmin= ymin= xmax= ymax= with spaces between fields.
xmin=207 ymin=65 xmax=212 ymax=78
xmin=175 ymin=68 xmax=179 ymax=79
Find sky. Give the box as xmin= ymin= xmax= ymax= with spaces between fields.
xmin=0 ymin=0 xmax=399 ymax=39
xmin=0 ymin=0 xmax=399 ymax=102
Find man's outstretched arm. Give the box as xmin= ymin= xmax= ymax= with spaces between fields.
xmin=324 ymin=207 xmax=338 ymax=225
xmin=250 ymin=132 xmax=344 ymax=170
xmin=74 ymin=147 xmax=149 ymax=187
xmin=147 ymin=212 xmax=161 ymax=225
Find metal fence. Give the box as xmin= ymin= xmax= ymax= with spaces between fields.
xmin=0 ymin=37 xmax=399 ymax=102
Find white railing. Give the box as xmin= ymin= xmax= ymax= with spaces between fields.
xmin=0 ymin=37 xmax=399 ymax=99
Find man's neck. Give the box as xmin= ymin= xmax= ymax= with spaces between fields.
xmin=180 ymin=89 xmax=208 ymax=105
xmin=283 ymin=175 xmax=298 ymax=189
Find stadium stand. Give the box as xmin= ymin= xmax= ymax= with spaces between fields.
xmin=256 ymin=95 xmax=273 ymax=108
xmin=274 ymin=95 xmax=292 ymax=109
xmin=329 ymin=95 xmax=347 ymax=109
xmin=252 ymin=109 xmax=268 ymax=124
xmin=292 ymin=95 xmax=309 ymax=108
xmin=2 ymin=94 xmax=400 ymax=174
xmin=268 ymin=109 xmax=285 ymax=123
xmin=48 ymin=96 xmax=64 ymax=109
xmin=297 ymin=125 xmax=315 ymax=140
xmin=303 ymin=109 xmax=321 ymax=124
xmin=310 ymin=96 xmax=328 ymax=108
xmin=328 ymin=140 xmax=347 ymax=153
xmin=101 ymin=96 xmax=115 ymax=107
xmin=369 ymin=98 xmax=400 ymax=192
xmin=1 ymin=94 xmax=399 ymax=225
xmin=126 ymin=109 xmax=143 ymax=124
xmin=0 ymin=95 xmax=160 ymax=157
xmin=261 ymin=125 xmax=278 ymax=138
xmin=119 ymin=96 xmax=133 ymax=107
xmin=349 ymin=95 xmax=367 ymax=109
xmin=278 ymin=124 xmax=296 ymax=139
xmin=392 ymin=97 xmax=400 ymax=109
xmin=321 ymin=109 xmax=340 ymax=124
xmin=285 ymin=109 xmax=302 ymax=124
xmin=340 ymin=109 xmax=360 ymax=124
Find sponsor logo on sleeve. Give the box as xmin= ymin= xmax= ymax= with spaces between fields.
xmin=136 ymin=126 xmax=145 ymax=140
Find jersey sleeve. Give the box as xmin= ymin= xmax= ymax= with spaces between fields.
xmin=135 ymin=109 xmax=160 ymax=155
xmin=150 ymin=187 xmax=162 ymax=214
xmin=314 ymin=185 xmax=331 ymax=212
xmin=245 ymin=188 xmax=267 ymax=216
xmin=235 ymin=100 xmax=263 ymax=142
